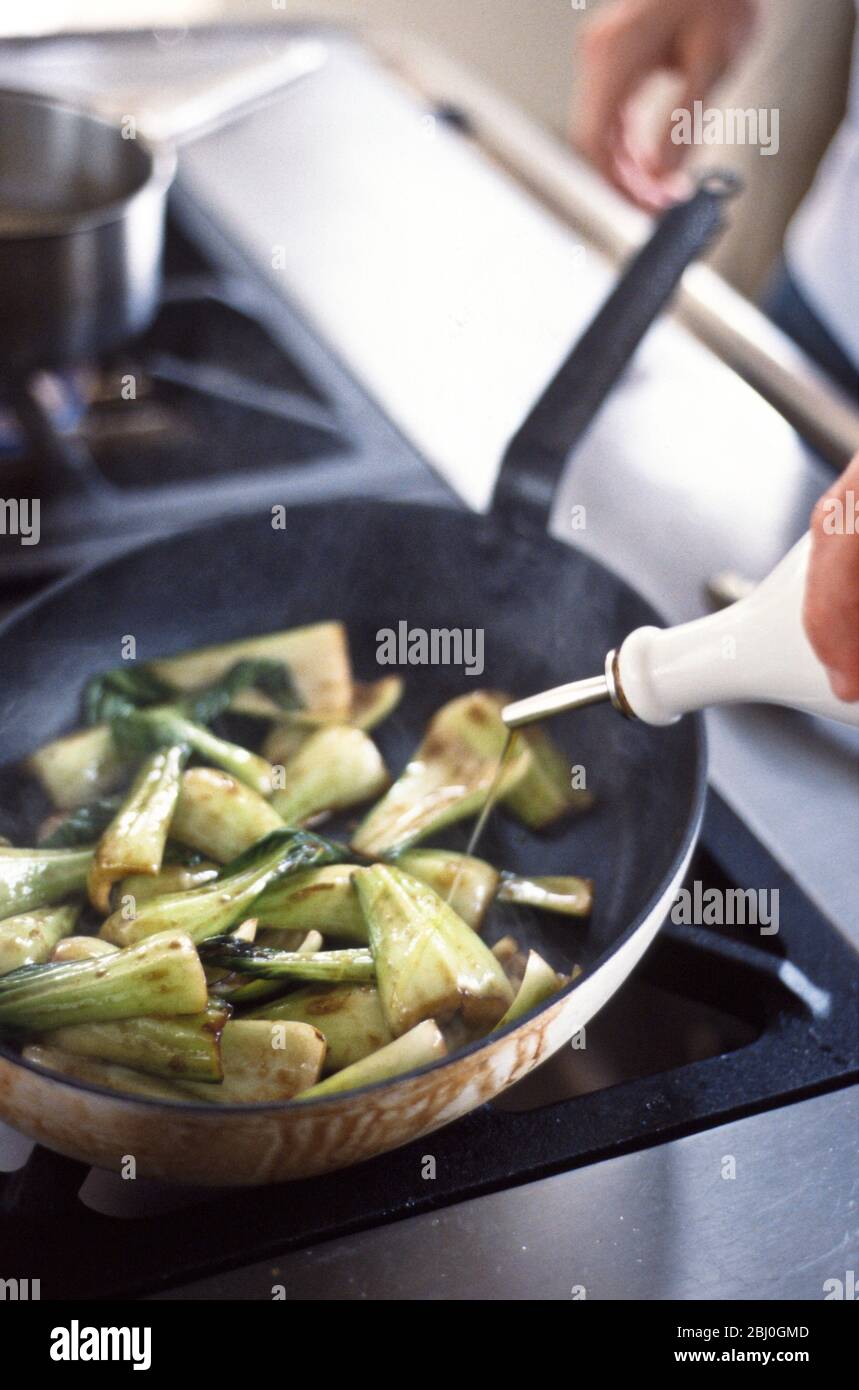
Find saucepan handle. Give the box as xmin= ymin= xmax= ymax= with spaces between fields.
xmin=492 ymin=170 xmax=741 ymax=531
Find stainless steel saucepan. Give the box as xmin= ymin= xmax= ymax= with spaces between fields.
xmin=0 ymin=87 xmax=175 ymax=374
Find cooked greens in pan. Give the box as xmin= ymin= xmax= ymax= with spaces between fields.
xmin=1 ymin=622 xmax=594 ymax=1104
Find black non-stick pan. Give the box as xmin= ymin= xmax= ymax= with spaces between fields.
xmin=0 ymin=179 xmax=731 ymax=1183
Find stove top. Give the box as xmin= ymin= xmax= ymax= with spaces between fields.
xmin=0 ymin=215 xmax=448 ymax=588
xmin=0 ymin=26 xmax=855 ymax=1303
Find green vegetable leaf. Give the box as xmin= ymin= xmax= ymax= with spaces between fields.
xmin=39 ymin=797 xmax=122 ymax=849
xmin=83 ymin=668 xmax=175 ymax=725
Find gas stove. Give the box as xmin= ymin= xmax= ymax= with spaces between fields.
xmin=0 ymin=218 xmax=446 ymax=589
xmin=0 ymin=25 xmax=856 ymax=1302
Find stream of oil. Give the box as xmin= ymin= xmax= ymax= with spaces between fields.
xmin=446 ymin=730 xmax=519 ymax=903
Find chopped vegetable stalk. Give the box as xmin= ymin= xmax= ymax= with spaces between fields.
xmin=148 ymin=621 xmax=352 ymax=718
xmin=0 ymin=846 xmax=92 ymax=922
xmin=52 ymin=936 xmax=118 ymax=963
xmin=178 ymin=1019 xmax=325 ymax=1103
xmin=254 ymin=851 xmax=498 ymax=942
xmin=269 ymin=726 xmax=389 ymax=825
xmin=492 ymin=936 xmax=528 ymax=990
xmin=249 ymin=983 xmax=392 ymax=1074
xmin=210 ymin=929 xmax=321 ymax=1008
xmin=0 ymin=905 xmax=78 ymax=975
xmin=353 ymin=864 xmax=513 ymax=1035
xmin=117 ymin=861 xmax=219 ymax=904
xmin=87 ymin=744 xmax=186 ymax=912
xmin=393 ymin=849 xmax=499 ymax=930
xmin=22 ymin=1045 xmax=200 ymax=1103
xmin=491 ymin=935 xmax=521 ymax=965
xmin=494 ymin=950 xmax=566 ymax=1030
xmin=350 ymin=676 xmax=404 ymax=730
xmin=497 ymin=872 xmax=594 ymax=917
xmin=170 ymin=767 xmax=283 ymax=862
xmin=295 ymin=1019 xmax=446 ymax=1100
xmin=261 ymin=674 xmax=404 ymax=764
xmin=112 ymin=707 xmax=275 ymax=797
xmin=26 ymin=725 xmax=129 ymax=810
xmin=351 ymin=692 xmax=530 ymax=857
xmin=101 ymin=829 xmax=341 ymax=947
xmin=200 ymin=936 xmax=375 ymax=983
xmin=502 ymin=725 xmax=594 ymax=828
xmin=0 ymin=930 xmax=207 ymax=1030
xmin=253 ymin=864 xmax=366 ymax=942
xmin=41 ymin=1000 xmax=230 ymax=1082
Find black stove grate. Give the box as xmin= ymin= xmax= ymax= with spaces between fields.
xmin=0 ymin=213 xmax=442 ymax=586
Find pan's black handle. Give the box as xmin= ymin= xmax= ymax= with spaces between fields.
xmin=492 ymin=170 xmax=742 ymax=531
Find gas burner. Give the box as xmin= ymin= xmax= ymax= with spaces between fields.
xmin=0 ymin=370 xmax=89 ymax=460
xmin=0 ymin=219 xmax=446 ymax=587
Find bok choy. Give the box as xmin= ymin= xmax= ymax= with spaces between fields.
xmin=200 ymin=936 xmax=375 ymax=984
xmin=0 ymin=930 xmax=207 ymax=1031
xmin=497 ymin=872 xmax=594 ymax=917
xmin=112 ymin=708 xmax=275 ymax=797
xmin=295 ymin=1020 xmax=446 ymax=1100
xmin=0 ymin=846 xmax=92 ymax=921
xmin=40 ymin=1000 xmax=230 ymax=1083
xmin=353 ymin=864 xmax=513 ymax=1035
xmin=9 ymin=617 xmax=595 ymax=1110
xmin=100 ymin=829 xmax=344 ymax=947
xmin=269 ymin=725 xmax=389 ymax=825
xmin=248 ymin=983 xmax=392 ymax=1074
xmin=0 ymin=905 xmax=79 ymax=975
xmin=169 ymin=767 xmax=284 ymax=862
xmin=87 ymin=744 xmax=187 ymax=912
xmin=351 ymin=692 xmax=530 ymax=856
xmin=176 ymin=1019 xmax=325 ymax=1103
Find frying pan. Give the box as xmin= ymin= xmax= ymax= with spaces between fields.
xmin=0 ymin=178 xmax=735 ymax=1184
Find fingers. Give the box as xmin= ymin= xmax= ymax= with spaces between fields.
xmin=649 ymin=1 xmax=759 ymax=179
xmin=574 ymin=0 xmax=757 ymax=211
xmin=576 ymin=5 xmax=661 ymax=202
xmin=649 ymin=44 xmax=733 ymax=179
xmin=609 ymin=118 xmax=688 ymax=211
xmin=803 ymin=454 xmax=859 ymax=703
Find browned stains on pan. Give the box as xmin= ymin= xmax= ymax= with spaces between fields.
xmin=0 ymin=986 xmax=571 ymax=1185
xmin=2 ymin=881 xmax=683 ymax=1185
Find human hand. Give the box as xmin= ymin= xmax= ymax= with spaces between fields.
xmin=804 ymin=452 xmax=859 ymax=703
xmin=575 ymin=0 xmax=757 ymax=210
